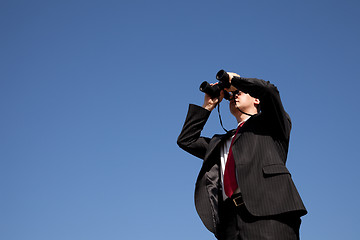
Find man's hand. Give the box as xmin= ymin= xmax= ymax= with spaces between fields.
xmin=202 ymin=84 xmax=224 ymax=111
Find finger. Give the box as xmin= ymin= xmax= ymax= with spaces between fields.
xmin=228 ymin=72 xmax=240 ymax=77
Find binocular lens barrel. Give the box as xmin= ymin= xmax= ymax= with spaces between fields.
xmin=199 ymin=81 xmax=221 ymax=98
xmin=216 ymin=70 xmax=228 ymax=81
xmin=199 ymin=70 xmax=231 ymax=98
xmin=216 ymin=70 xmax=231 ymax=88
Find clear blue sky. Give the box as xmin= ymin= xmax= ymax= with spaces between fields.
xmin=1 ymin=0 xmax=360 ymax=239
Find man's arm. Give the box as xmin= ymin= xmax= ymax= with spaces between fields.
xmin=230 ymin=76 xmax=291 ymax=139
xmin=177 ymin=90 xmax=224 ymax=159
xmin=177 ymin=104 xmax=212 ymax=160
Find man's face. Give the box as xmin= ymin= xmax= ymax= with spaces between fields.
xmin=229 ymin=90 xmax=259 ymax=115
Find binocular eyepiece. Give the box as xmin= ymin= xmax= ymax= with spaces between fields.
xmin=199 ymin=70 xmax=232 ymax=99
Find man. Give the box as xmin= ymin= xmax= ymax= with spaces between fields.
xmin=177 ymin=71 xmax=307 ymax=239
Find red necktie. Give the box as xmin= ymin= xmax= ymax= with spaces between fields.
xmin=224 ymin=122 xmax=244 ymax=198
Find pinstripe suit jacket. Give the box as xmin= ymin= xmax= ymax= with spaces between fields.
xmin=177 ymin=76 xmax=307 ymax=236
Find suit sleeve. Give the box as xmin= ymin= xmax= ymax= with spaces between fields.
xmin=231 ymin=76 xmax=291 ymax=140
xmin=177 ymin=104 xmax=212 ymax=160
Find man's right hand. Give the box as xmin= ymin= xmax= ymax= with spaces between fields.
xmin=202 ymin=84 xmax=224 ymax=111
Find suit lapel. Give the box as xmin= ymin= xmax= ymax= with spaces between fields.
xmin=204 ymin=129 xmax=236 ymax=161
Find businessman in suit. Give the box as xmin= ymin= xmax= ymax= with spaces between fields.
xmin=177 ymin=71 xmax=307 ymax=239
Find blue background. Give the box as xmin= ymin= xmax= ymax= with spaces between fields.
xmin=1 ymin=0 xmax=360 ymax=239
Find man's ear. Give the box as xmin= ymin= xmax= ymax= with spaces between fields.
xmin=254 ymin=98 xmax=261 ymax=112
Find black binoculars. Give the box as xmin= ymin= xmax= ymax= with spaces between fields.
xmin=199 ymin=70 xmax=231 ymax=99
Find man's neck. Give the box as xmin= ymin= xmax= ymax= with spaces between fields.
xmin=236 ymin=114 xmax=250 ymax=124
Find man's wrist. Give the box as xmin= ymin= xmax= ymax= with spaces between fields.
xmin=202 ymin=104 xmax=215 ymax=111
